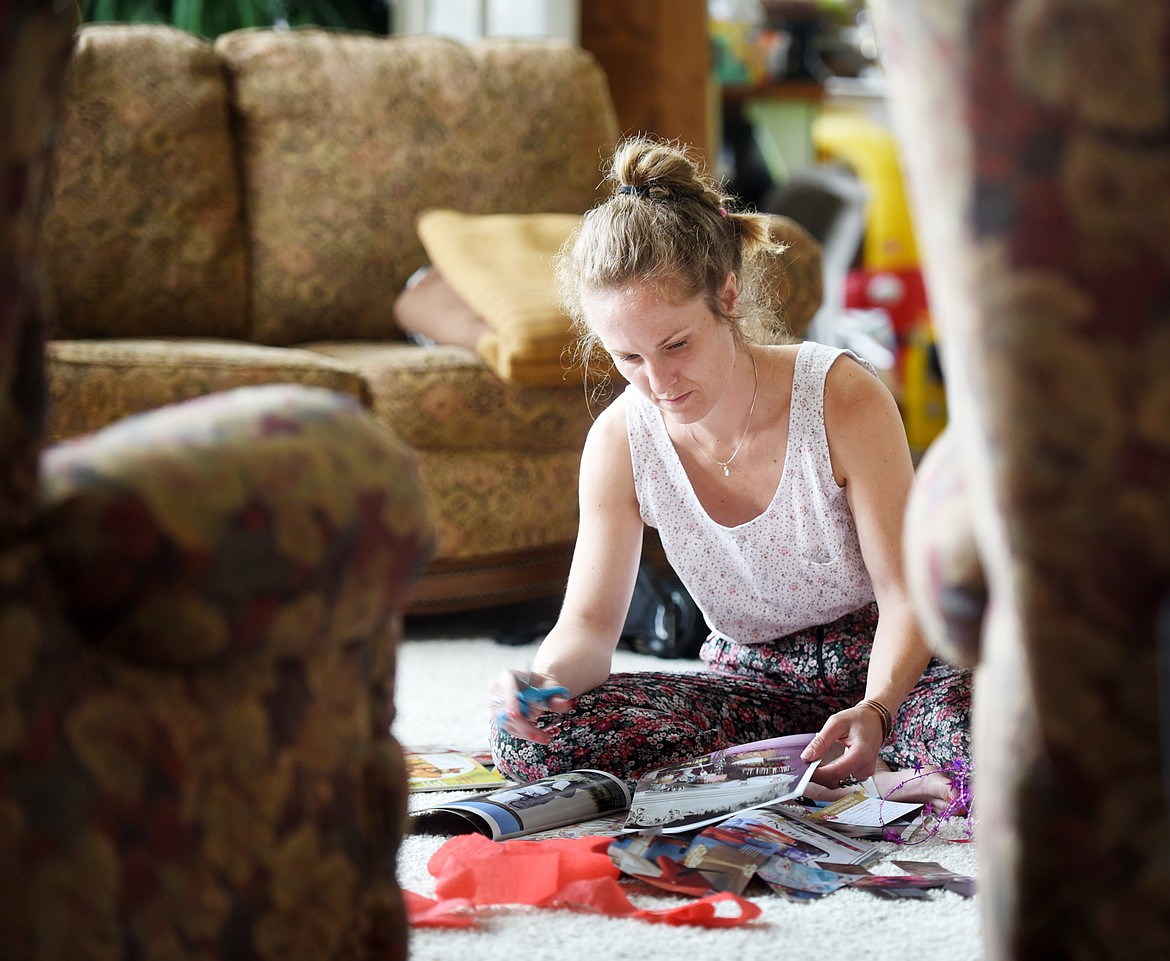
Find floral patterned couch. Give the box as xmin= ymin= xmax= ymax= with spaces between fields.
xmin=3 ymin=6 xmax=434 ymax=959
xmin=39 ymin=22 xmax=622 ymax=614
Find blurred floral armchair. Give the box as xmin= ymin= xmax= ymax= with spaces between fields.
xmin=876 ymin=1 xmax=1170 ymax=958
xmin=1 ymin=5 xmax=434 ymax=960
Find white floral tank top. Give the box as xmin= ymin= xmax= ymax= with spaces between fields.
xmin=626 ymin=341 xmax=876 ymax=644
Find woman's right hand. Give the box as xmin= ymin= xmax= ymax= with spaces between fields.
xmin=490 ymin=669 xmax=573 ymax=744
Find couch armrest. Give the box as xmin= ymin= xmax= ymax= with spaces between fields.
xmin=38 ymin=385 xmax=434 ymax=667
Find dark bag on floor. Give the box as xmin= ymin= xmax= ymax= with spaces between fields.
xmin=621 ymin=560 xmax=707 ymax=659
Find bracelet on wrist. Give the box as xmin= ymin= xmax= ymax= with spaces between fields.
xmin=859 ymin=698 xmax=893 ymax=742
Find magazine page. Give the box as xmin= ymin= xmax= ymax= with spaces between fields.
xmin=624 ymin=733 xmax=819 ymax=835
xmin=609 ymin=804 xmax=880 ymax=898
xmin=406 ymin=747 xmax=507 ymax=793
xmin=714 ymin=807 xmax=882 ymax=900
xmin=610 ymin=820 xmax=779 ymax=897
xmin=732 ymin=806 xmax=882 ymax=866
xmin=803 ymin=789 xmax=924 ymax=838
xmin=609 ymin=832 xmax=720 ymax=897
xmin=410 ymin=769 xmax=632 ymax=841
xmin=521 ymin=813 xmax=630 ymax=841
xmin=757 ymin=858 xmax=870 ymax=900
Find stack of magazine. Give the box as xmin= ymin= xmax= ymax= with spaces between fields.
xmin=408 ymin=733 xmax=969 ymax=901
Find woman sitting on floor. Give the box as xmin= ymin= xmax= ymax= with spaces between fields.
xmin=489 ymin=135 xmax=971 ymax=809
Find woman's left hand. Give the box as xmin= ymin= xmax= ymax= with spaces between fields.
xmin=489 ymin=669 xmax=572 ymax=744
xmin=800 ymin=704 xmax=885 ymax=786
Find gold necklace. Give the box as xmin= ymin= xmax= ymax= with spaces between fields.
xmin=686 ymin=351 xmax=758 ymax=478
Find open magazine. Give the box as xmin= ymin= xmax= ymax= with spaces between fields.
xmin=406 ymin=747 xmax=507 ymax=793
xmin=410 ymin=768 xmax=631 ymax=840
xmin=625 ymin=732 xmax=818 ymax=834
xmin=410 ymin=732 xmax=820 ymax=841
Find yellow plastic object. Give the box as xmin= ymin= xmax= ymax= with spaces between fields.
xmin=900 ymin=325 xmax=948 ymax=459
xmin=813 ymin=110 xmax=919 ymax=272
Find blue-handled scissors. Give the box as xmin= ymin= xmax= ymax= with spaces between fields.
xmin=498 ymin=671 xmax=569 ymax=726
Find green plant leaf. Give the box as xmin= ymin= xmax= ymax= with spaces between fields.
xmin=80 ymin=0 xmax=385 ymax=36
xmin=292 ymin=0 xmax=346 ymax=29
xmin=86 ymin=0 xmax=123 ymax=21
xmin=83 ymin=0 xmax=171 ymax=25
xmin=171 ymin=0 xmax=203 ymax=33
xmin=288 ymin=0 xmax=384 ymax=33
xmin=326 ymin=0 xmax=386 ymax=33
xmin=130 ymin=0 xmax=170 ymax=22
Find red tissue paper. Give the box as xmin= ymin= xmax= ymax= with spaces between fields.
xmin=403 ymin=890 xmax=476 ymax=929
xmin=404 ymin=834 xmax=761 ymax=929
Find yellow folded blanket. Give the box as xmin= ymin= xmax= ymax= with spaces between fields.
xmin=417 ymin=209 xmax=582 ymax=387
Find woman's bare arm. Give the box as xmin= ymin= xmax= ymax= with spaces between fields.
xmin=494 ymin=396 xmax=646 ymax=741
xmin=802 ymin=356 xmax=933 ymax=781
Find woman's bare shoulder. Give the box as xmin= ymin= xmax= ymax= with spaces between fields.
xmin=825 ymin=349 xmax=893 ymax=408
xmin=579 ymin=390 xmax=642 ymax=515
xmin=580 ymin=390 xmax=635 ymax=477
xmin=823 ymin=349 xmax=910 ymax=482
xmin=587 ymin=388 xmax=632 ymax=443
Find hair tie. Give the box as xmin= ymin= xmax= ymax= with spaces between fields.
xmin=618 ymin=183 xmax=651 ymax=198
xmin=718 ymin=206 xmax=728 ymax=217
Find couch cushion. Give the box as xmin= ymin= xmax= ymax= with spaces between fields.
xmin=42 ymin=25 xmax=248 ymax=340
xmin=466 ymin=39 xmax=619 ymax=213
xmin=303 ymin=342 xmax=597 ymax=453
xmin=415 ymin=448 xmax=583 ymax=559
xmin=415 ymin=210 xmax=581 ymax=387
xmin=306 ymin=341 xmax=592 ymax=562
xmin=214 ymin=29 xmax=619 ymax=347
xmin=46 ymin=340 xmax=369 ymax=441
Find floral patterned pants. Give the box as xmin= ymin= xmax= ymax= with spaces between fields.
xmin=490 ymin=603 xmax=972 ymax=787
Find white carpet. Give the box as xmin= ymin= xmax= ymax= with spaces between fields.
xmin=393 ymin=631 xmax=983 ymax=961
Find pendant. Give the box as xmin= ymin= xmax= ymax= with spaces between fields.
xmin=723 ymin=465 xmax=730 ymax=477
